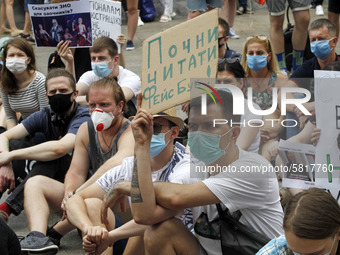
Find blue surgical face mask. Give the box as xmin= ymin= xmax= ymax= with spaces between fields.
xmin=310 ymin=38 xmax=334 ymax=60
xmin=188 ymin=128 xmax=233 ymax=165
xmin=246 ymin=55 xmax=268 ymax=73
xmin=91 ymin=60 xmax=113 ymax=78
xmin=150 ymin=129 xmax=172 ymax=157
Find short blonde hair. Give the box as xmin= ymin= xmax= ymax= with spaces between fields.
xmin=241 ymin=36 xmax=279 ymax=77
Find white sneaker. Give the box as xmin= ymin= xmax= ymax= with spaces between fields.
xmin=316 ymin=5 xmax=324 ymax=16
xmin=170 ymin=12 xmax=176 ymax=18
xmin=138 ymin=16 xmax=144 ymax=26
xmin=229 ymin=27 xmax=240 ymax=39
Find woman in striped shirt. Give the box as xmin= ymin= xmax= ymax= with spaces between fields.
xmin=0 ymin=38 xmax=48 ymax=129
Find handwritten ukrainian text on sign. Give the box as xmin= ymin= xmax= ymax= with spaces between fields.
xmin=90 ymin=0 xmax=121 ymax=52
xmin=141 ymin=9 xmax=218 ymax=113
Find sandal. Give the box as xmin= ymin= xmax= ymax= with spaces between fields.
xmin=160 ymin=14 xmax=172 ymax=23
xmin=18 ymin=33 xmax=35 ymax=44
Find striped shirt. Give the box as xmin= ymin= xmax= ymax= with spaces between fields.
xmin=1 ymin=71 xmax=48 ymax=122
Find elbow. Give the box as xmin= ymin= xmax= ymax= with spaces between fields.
xmin=133 ymin=212 xmax=157 ymax=225
xmin=54 ymin=145 xmax=70 ymax=157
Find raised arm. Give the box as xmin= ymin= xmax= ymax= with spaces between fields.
xmin=57 ymin=40 xmax=76 ymax=80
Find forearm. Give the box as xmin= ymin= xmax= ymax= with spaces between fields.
xmin=66 ymin=195 xmax=93 ymax=231
xmin=131 ymin=144 xmax=157 ymax=222
xmin=64 ymin=172 xmax=87 ymax=194
xmin=0 ymin=134 xmax=9 ymax=152
xmin=108 ymin=220 xmax=146 ymax=243
xmin=9 ymin=140 xmax=72 ymax=161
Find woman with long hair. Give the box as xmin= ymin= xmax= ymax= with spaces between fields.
xmin=0 ymin=38 xmax=48 ymax=130
xmin=241 ymin=35 xmax=287 ymax=161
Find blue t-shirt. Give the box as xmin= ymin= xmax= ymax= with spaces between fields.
xmin=22 ymin=105 xmax=90 ymax=141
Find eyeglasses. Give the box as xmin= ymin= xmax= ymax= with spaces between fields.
xmin=218 ymin=58 xmax=240 ymax=65
xmin=153 ymin=123 xmax=171 ymax=135
xmin=246 ymin=35 xmax=268 ymax=41
xmin=291 ymin=235 xmax=337 ymax=255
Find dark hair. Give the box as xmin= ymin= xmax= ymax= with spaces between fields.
xmin=324 ymin=61 xmax=340 ymax=71
xmin=46 ymin=69 xmax=76 ymax=91
xmin=218 ymin=59 xmax=245 ymax=80
xmin=283 ymin=188 xmax=340 ymax=239
xmin=190 ymin=89 xmax=241 ymax=126
xmin=1 ymin=38 xmax=37 ymax=94
xmin=218 ymin=18 xmax=229 ymax=37
xmin=90 ymin=37 xmax=118 ymax=58
xmin=310 ymin=18 xmax=336 ymax=37
xmin=89 ymin=77 xmax=127 ymax=113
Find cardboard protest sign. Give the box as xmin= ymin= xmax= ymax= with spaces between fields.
xmin=90 ymin=0 xmax=121 ymax=53
xmin=28 ymin=0 xmax=91 ymax=47
xmin=315 ymin=70 xmax=340 ymax=202
xmin=278 ymin=140 xmax=316 ymax=190
xmin=141 ymin=9 xmax=218 ymax=114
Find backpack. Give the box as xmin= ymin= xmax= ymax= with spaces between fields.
xmin=283 ymin=7 xmax=314 ymax=72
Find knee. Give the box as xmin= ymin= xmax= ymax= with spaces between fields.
xmin=25 ymin=175 xmax=48 ymax=191
xmin=270 ymin=16 xmax=284 ymax=30
xmin=84 ymin=198 xmax=102 ymax=213
xmin=294 ymin=13 xmax=310 ymax=29
xmin=144 ymin=218 xmax=177 ymax=248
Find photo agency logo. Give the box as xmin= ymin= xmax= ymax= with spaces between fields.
xmin=197 ymin=81 xmax=312 ymax=128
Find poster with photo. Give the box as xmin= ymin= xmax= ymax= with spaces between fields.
xmin=278 ymin=140 xmax=316 ymax=190
xmin=28 ymin=0 xmax=92 ymax=47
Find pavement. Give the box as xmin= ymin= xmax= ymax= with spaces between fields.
xmin=0 ymin=2 xmax=338 ymax=254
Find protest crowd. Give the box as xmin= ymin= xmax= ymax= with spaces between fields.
xmin=0 ymin=0 xmax=340 ymax=254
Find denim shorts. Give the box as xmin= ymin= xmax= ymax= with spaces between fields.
xmin=266 ymin=0 xmax=311 ymax=16
xmin=187 ymin=0 xmax=222 ymax=12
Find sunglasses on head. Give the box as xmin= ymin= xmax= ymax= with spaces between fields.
xmin=246 ymin=35 xmax=268 ymax=41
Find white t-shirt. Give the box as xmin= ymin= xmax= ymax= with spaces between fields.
xmin=97 ymin=145 xmax=199 ymax=232
xmin=193 ymin=148 xmax=284 ymax=255
xmin=241 ymin=101 xmax=262 ymax=153
xmin=78 ymin=66 xmax=141 ymax=107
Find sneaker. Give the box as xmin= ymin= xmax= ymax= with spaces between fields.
xmin=126 ymin=40 xmax=135 ymax=50
xmin=246 ymin=8 xmax=254 ymax=14
xmin=229 ymin=27 xmax=240 ymax=39
xmin=160 ymin=14 xmax=172 ymax=22
xmin=20 ymin=233 xmax=58 ymax=253
xmin=170 ymin=12 xmax=176 ymax=18
xmin=315 ymin=5 xmax=324 ymax=16
xmin=138 ymin=16 xmax=144 ymax=26
xmin=236 ymin=6 xmax=244 ymax=15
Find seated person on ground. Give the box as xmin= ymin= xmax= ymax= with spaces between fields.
xmin=66 ymin=97 xmax=199 ymax=255
xmin=98 ymin=89 xmax=284 ymax=254
xmin=19 ymin=77 xmax=134 ymax=254
xmin=58 ymin=36 xmax=141 ymax=116
xmin=0 ymin=69 xmax=90 ymax=221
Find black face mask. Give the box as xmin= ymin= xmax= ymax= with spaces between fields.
xmin=48 ymin=92 xmax=74 ymax=114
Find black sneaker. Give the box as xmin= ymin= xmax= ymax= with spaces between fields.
xmin=20 ymin=233 xmax=58 ymax=254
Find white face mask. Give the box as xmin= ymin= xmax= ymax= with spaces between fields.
xmin=6 ymin=58 xmax=28 ymax=74
xmin=91 ymin=108 xmax=115 ymax=132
